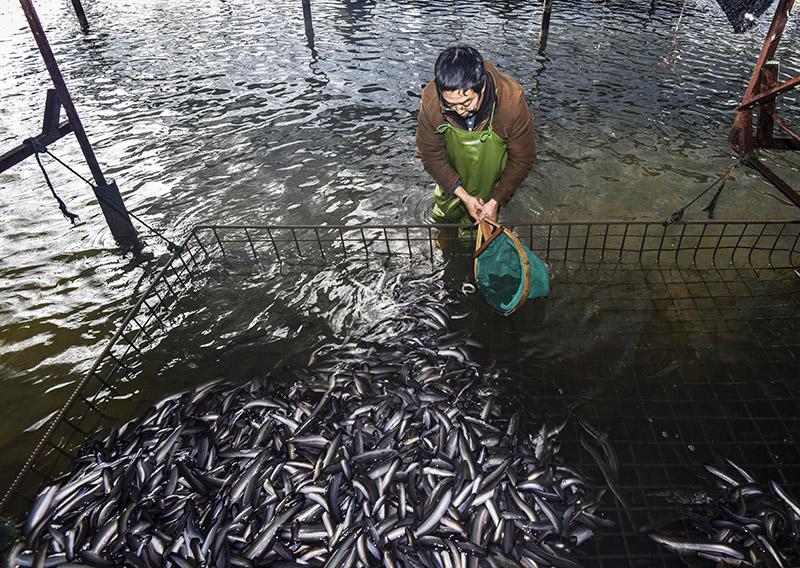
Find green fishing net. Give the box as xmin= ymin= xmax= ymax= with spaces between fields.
xmin=474 ymin=222 xmax=550 ymax=315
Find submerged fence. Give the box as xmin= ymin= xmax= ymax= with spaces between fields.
xmin=2 ymin=220 xmax=800 ymax=518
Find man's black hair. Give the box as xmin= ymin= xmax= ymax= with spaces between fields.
xmin=434 ymin=46 xmax=486 ymax=95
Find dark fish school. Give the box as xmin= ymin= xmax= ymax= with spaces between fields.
xmin=6 ymin=279 xmax=800 ymax=567
xmin=9 ymin=285 xmax=612 ymax=568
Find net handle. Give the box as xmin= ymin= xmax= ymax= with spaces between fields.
xmin=474 ymin=219 xmax=505 ymax=258
xmin=501 ymin=224 xmax=532 ymax=316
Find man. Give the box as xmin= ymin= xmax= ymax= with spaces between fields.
xmin=416 ymin=46 xmax=536 ymax=225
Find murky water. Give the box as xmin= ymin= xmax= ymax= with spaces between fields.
xmin=2 ymin=0 xmax=800 ymax=524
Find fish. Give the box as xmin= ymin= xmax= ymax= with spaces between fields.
xmin=652 ymin=463 xmax=800 ymax=567
xmin=650 ymin=535 xmax=746 ymax=559
xmin=16 ymin=287 xmax=607 ymax=568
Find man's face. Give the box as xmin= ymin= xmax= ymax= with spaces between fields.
xmin=441 ymin=85 xmax=484 ymax=118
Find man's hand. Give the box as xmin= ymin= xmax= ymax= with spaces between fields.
xmin=453 ymin=186 xmax=483 ymax=221
xmin=479 ymin=199 xmax=499 ymax=222
xmin=478 ymin=199 xmax=499 ymax=221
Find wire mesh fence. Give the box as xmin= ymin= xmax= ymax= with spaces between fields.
xmin=2 ymin=220 xmax=800 ymax=567
xmin=192 ymin=220 xmax=800 ymax=269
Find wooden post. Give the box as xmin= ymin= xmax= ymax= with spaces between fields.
xmin=19 ymin=0 xmax=139 ymax=249
xmin=756 ymin=61 xmax=779 ymax=147
xmin=538 ymin=0 xmax=553 ymax=54
xmin=70 ymin=0 xmax=89 ymax=32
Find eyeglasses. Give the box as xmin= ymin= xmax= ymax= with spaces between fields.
xmin=440 ymin=100 xmax=475 ymax=113
xmin=439 ymin=82 xmax=486 ymax=113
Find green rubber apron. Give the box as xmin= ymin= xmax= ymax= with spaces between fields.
xmin=431 ymin=103 xmax=508 ymax=226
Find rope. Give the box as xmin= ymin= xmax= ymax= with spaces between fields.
xmin=660 ymin=0 xmax=687 ymax=71
xmin=93 ymin=188 xmax=182 ymax=253
xmin=23 ymin=139 xmax=181 ymax=252
xmin=671 ymin=0 xmax=687 ymax=52
xmin=663 ymin=155 xmax=748 ymax=226
xmin=25 ymin=138 xmax=80 ymax=225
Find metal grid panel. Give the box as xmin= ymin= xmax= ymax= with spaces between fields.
xmin=2 ymin=221 xmax=799 ymax=568
xmin=192 ymin=220 xmax=800 ymax=268
xmin=485 ymin=260 xmax=800 ymax=567
xmin=0 ymin=238 xmax=211 ymax=515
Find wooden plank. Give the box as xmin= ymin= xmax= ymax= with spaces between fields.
xmin=772 ymin=113 xmax=800 ymax=146
xmin=539 ymin=0 xmax=553 ymax=54
xmin=41 ymin=89 xmax=61 ymax=135
xmin=70 ymin=0 xmax=89 ymax=31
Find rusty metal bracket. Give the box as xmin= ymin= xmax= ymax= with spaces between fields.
xmin=748 ymin=155 xmax=800 ymax=208
xmin=728 ymin=0 xmax=800 ymax=210
xmin=738 ymin=75 xmax=800 ymax=111
xmin=729 ymin=0 xmax=795 ymax=153
xmin=0 ymin=89 xmax=73 ymax=174
xmin=772 ymin=113 xmax=800 ymax=145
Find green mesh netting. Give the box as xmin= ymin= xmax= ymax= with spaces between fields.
xmin=475 ymin=231 xmax=550 ymax=315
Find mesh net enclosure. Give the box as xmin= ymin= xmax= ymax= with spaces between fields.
xmin=715 ymin=0 xmax=778 ymax=32
xmin=2 ymin=221 xmax=800 ymax=568
xmin=473 ymin=219 xmax=550 ymax=315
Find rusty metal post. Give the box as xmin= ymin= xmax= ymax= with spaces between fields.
xmin=729 ymin=0 xmax=795 ymax=153
xmin=756 ymin=61 xmax=779 ymax=147
xmin=302 ymin=0 xmax=315 ymax=49
xmin=19 ymin=0 xmax=139 ymax=249
xmin=538 ymin=0 xmax=553 ymax=54
xmin=70 ymin=0 xmax=89 ymax=32
xmin=727 ymin=0 xmax=800 ymax=210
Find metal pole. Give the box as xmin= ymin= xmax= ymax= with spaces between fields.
xmin=21 ymin=0 xmax=105 ymax=186
xmin=302 ymin=0 xmax=315 ymax=49
xmin=70 ymin=0 xmax=89 ymax=32
xmin=756 ymin=61 xmax=779 ymax=147
xmin=538 ymin=0 xmax=553 ymax=54
xmin=19 ymin=0 xmax=139 ymax=248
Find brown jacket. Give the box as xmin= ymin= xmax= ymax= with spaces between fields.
xmin=416 ymin=60 xmax=536 ymax=206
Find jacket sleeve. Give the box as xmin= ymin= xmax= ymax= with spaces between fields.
xmin=416 ymin=88 xmax=461 ymax=192
xmin=492 ymin=95 xmax=536 ymax=206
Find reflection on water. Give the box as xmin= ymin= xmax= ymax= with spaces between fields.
xmin=1 ymin=0 xmax=800 ymax=501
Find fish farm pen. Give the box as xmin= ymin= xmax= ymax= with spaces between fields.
xmin=3 ymin=220 xmax=800 ymax=568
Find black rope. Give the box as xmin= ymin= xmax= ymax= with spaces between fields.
xmin=23 ymin=139 xmax=181 ymax=252
xmin=701 ymin=181 xmax=726 ymax=219
xmin=663 ymin=155 xmax=749 ymax=226
xmin=25 ymin=138 xmax=80 ymax=225
xmin=93 ymin=187 xmax=182 ymax=253
xmin=39 ymin=147 xmax=93 ymax=187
